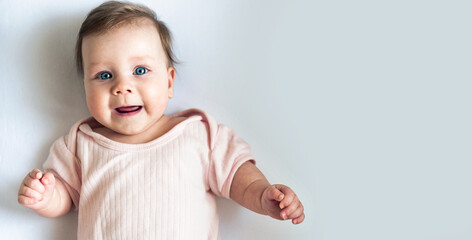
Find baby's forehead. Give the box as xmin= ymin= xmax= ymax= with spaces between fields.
xmin=77 ymin=9 xmax=176 ymax=74
xmin=81 ymin=20 xmax=169 ymax=69
xmin=92 ymin=17 xmax=160 ymax=37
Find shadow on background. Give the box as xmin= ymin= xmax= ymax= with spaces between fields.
xmin=217 ymin=197 xmax=293 ymax=240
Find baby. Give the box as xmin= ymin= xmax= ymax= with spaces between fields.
xmin=17 ymin=1 xmax=304 ymax=239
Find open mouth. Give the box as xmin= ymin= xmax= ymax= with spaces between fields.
xmin=114 ymin=106 xmax=143 ymax=116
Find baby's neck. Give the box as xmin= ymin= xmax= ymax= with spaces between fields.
xmin=93 ymin=115 xmax=185 ymax=144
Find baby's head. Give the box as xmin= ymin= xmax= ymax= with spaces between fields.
xmin=76 ymin=0 xmax=177 ymax=75
xmin=76 ymin=1 xmax=178 ymax=141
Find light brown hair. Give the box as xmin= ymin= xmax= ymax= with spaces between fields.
xmin=75 ymin=0 xmax=177 ymax=75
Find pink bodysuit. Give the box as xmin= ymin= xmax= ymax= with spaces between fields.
xmin=43 ymin=108 xmax=255 ymax=240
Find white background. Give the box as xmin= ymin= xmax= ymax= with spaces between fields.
xmin=1 ymin=0 xmax=471 ymax=239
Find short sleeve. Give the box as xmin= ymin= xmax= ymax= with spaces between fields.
xmin=208 ymin=124 xmax=255 ymax=199
xmin=43 ymin=136 xmax=82 ymax=210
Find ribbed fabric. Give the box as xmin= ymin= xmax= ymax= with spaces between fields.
xmin=43 ymin=109 xmax=255 ymax=240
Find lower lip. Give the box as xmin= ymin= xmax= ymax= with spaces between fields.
xmin=114 ymin=107 xmax=142 ymax=117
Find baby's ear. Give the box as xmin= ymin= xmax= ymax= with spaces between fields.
xmin=167 ymin=67 xmax=175 ymax=98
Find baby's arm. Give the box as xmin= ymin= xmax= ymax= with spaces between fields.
xmin=230 ymin=162 xmax=305 ymax=224
xmin=18 ymin=169 xmax=72 ymax=218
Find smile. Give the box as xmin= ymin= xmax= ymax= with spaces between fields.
xmin=114 ymin=106 xmax=142 ymax=116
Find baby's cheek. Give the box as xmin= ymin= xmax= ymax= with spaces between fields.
xmin=86 ymin=93 xmax=107 ymax=115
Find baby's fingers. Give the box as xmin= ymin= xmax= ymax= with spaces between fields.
xmin=29 ymin=169 xmax=43 ymax=179
xmin=19 ymin=186 xmax=42 ymax=201
xmin=292 ymin=212 xmax=305 ymax=225
xmin=265 ymin=185 xmax=285 ymax=202
xmin=281 ymin=200 xmax=304 ymax=221
xmin=277 ymin=187 xmax=296 ymax=209
xmin=40 ymin=172 xmax=56 ymax=196
xmin=23 ymin=173 xmax=46 ymax=193
xmin=18 ymin=195 xmax=39 ymax=206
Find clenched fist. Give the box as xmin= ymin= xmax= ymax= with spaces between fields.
xmin=261 ymin=184 xmax=305 ymax=224
xmin=18 ymin=169 xmax=56 ymax=211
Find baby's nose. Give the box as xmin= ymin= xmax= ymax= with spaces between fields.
xmin=114 ymin=88 xmax=133 ymax=95
xmin=112 ymin=80 xmax=133 ymax=95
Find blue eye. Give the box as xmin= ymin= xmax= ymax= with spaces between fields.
xmin=135 ymin=67 xmax=148 ymax=75
xmin=99 ymin=72 xmax=112 ymax=80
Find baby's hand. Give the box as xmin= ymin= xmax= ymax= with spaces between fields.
xmin=261 ymin=184 xmax=305 ymax=224
xmin=18 ymin=169 xmax=56 ymax=211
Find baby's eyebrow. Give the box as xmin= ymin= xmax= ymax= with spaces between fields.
xmin=86 ymin=62 xmax=107 ymax=68
xmin=129 ymin=55 xmax=157 ymax=62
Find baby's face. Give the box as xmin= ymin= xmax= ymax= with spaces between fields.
xmin=81 ymin=19 xmax=175 ymax=138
